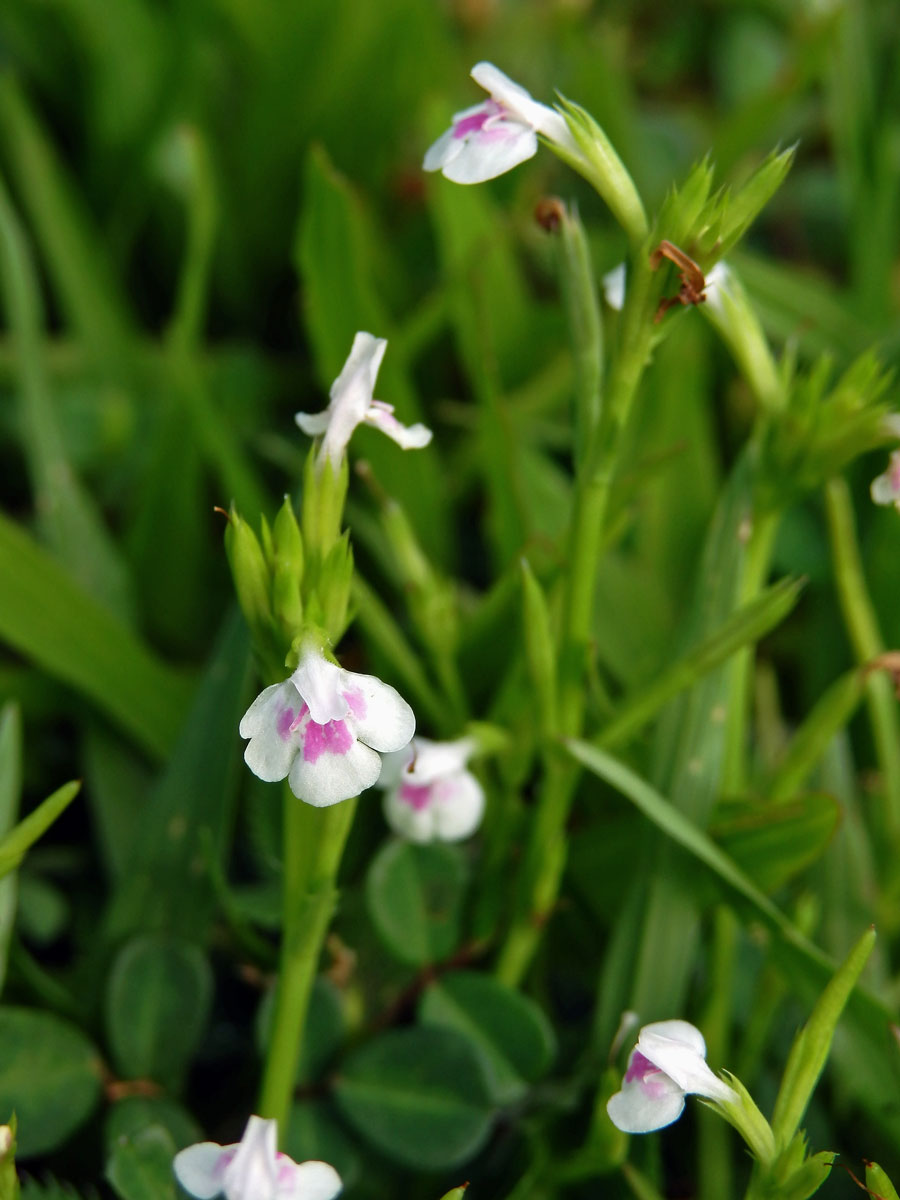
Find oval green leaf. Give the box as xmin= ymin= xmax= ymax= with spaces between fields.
xmin=334 ymin=1026 xmax=494 ymax=1170
xmin=105 ymin=1126 xmax=177 ymax=1200
xmin=105 ymin=935 xmax=212 ymax=1089
xmin=419 ymin=971 xmax=556 ymax=1104
xmin=0 ymin=1007 xmax=102 ymax=1157
xmin=365 ymin=841 xmax=467 ymax=967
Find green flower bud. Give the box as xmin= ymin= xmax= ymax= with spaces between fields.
xmin=272 ymin=496 xmax=304 ymax=637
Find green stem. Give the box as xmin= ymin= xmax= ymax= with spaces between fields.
xmin=496 ymin=267 xmax=658 ymax=987
xmin=721 ymin=510 xmax=779 ymax=794
xmin=824 ymin=476 xmax=900 ymax=842
xmin=257 ymin=790 xmax=357 ymax=1132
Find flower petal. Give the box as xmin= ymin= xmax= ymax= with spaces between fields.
xmin=638 ymin=1023 xmax=735 ymax=1102
xmin=289 ymin=737 xmax=382 ymax=807
xmin=606 ymin=1073 xmax=686 ymax=1134
xmin=284 ymin=1161 xmax=342 ymax=1200
xmin=383 ymin=787 xmax=436 ymax=842
xmin=602 ymin=263 xmax=626 ymax=311
xmin=240 ymin=682 xmax=302 ymax=783
xmin=423 ymin=126 xmax=461 ymax=173
xmin=343 ymin=673 xmax=416 ymax=752
xmin=317 ymin=332 xmax=388 ymax=466
xmin=223 ymin=1117 xmax=279 ymax=1200
xmin=441 ymin=124 xmax=538 ymax=184
xmin=291 ymin=653 xmax=349 ymax=725
xmin=174 ymin=1143 xmax=230 ymax=1199
xmin=364 ymin=402 xmax=432 ymax=450
xmin=431 ymin=771 xmax=485 ymax=841
xmin=470 ymin=61 xmax=571 ymax=143
xmin=294 ymin=410 xmax=331 ymax=437
xmin=404 ymin=737 xmax=475 ymax=785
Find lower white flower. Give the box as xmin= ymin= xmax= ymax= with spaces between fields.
xmin=295 ymin=332 xmax=432 ymax=469
xmin=607 ymin=1019 xmax=736 ymax=1134
xmin=423 ymin=62 xmax=574 ymax=185
xmin=240 ymin=647 xmax=416 ymax=807
xmin=173 ymin=1115 xmax=341 ymax=1200
xmin=380 ymin=737 xmax=485 ymax=842
xmin=871 ymin=448 xmax=900 ymax=512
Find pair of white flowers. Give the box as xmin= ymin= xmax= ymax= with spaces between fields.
xmin=240 ymin=647 xmax=483 ymax=841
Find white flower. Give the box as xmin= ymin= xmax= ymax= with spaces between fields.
xmin=379 ymin=737 xmax=485 ymax=842
xmin=703 ymin=260 xmax=732 ymax=313
xmin=240 ymin=647 xmax=416 ymax=807
xmin=295 ymin=332 xmax=432 ymax=469
xmin=173 ymin=1115 xmax=341 ymax=1200
xmin=871 ymin=449 xmax=900 ymax=512
xmin=423 ymin=62 xmax=574 ymax=185
xmin=606 ymin=1019 xmax=736 ymax=1134
xmin=602 ymin=262 xmax=626 ymax=311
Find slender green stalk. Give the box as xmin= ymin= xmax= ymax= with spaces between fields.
xmin=496 ymin=265 xmax=658 ymax=986
xmin=721 ymin=510 xmax=780 ymax=793
xmin=258 ymin=789 xmax=357 ymax=1131
xmin=824 ymin=477 xmax=900 ymax=842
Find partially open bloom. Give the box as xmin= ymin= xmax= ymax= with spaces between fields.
xmin=173 ymin=1115 xmax=341 ymax=1200
xmin=379 ymin=736 xmax=484 ymax=842
xmin=240 ymin=646 xmax=416 ymax=807
xmin=871 ymin=449 xmax=900 ymax=512
xmin=607 ymin=1019 xmax=736 ymax=1134
xmin=423 ymin=62 xmax=573 ymax=185
xmin=295 ymin=332 xmax=432 ymax=469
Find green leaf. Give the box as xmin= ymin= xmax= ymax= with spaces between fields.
xmin=365 ymin=840 xmax=467 ymax=967
xmin=105 ymin=610 xmax=251 ymax=940
xmin=0 ymin=1007 xmax=102 ymax=1157
xmin=0 ymin=704 xmax=22 ymax=991
xmin=597 ymin=577 xmax=803 ymax=750
xmin=0 ymin=508 xmax=191 ymax=760
xmin=770 ymin=927 xmax=876 ymax=1150
xmin=0 ymin=175 xmax=134 ymax=622
xmin=0 ymin=781 xmax=80 ymax=881
xmin=104 ymin=1097 xmax=200 ymax=1153
xmin=0 ymin=1118 xmax=17 ymax=1200
xmin=419 ymin=971 xmax=556 ymax=1105
xmin=334 ymin=1027 xmax=494 ymax=1170
xmin=712 ymin=792 xmax=840 ymax=893
xmin=768 ymin=668 xmax=867 ymax=802
xmin=105 ymin=1126 xmax=177 ymax=1200
xmin=105 ymin=936 xmax=213 ymax=1089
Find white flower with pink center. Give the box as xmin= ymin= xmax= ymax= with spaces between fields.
xmin=423 ymin=62 xmax=574 ymax=185
xmin=380 ymin=737 xmax=485 ymax=842
xmin=173 ymin=1115 xmax=341 ymax=1200
xmin=295 ymin=332 xmax=432 ymax=469
xmin=239 ymin=648 xmax=416 ymax=807
xmin=871 ymin=448 xmax=900 ymax=512
xmin=606 ymin=1019 xmax=736 ymax=1134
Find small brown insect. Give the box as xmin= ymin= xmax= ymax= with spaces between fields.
xmin=535 ymin=196 xmax=566 ymax=233
xmin=650 ymin=239 xmax=707 ymax=322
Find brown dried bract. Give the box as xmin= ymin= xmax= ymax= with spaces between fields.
xmin=650 ymin=239 xmax=707 ymax=322
xmin=535 ymin=196 xmax=565 ymax=233
xmin=865 ymin=651 xmax=900 ymax=698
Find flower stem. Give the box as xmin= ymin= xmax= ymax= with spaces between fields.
xmin=257 ymin=790 xmax=357 ymax=1133
xmin=824 ymin=476 xmax=900 ymax=842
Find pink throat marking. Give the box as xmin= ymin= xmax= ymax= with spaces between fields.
xmin=303 ymin=717 xmax=353 ymax=763
xmin=399 ymin=782 xmax=432 ymax=812
xmin=277 ymin=703 xmax=309 ymax=740
xmin=453 ymin=101 xmax=502 ymax=139
xmin=625 ymin=1050 xmax=660 ymax=1084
